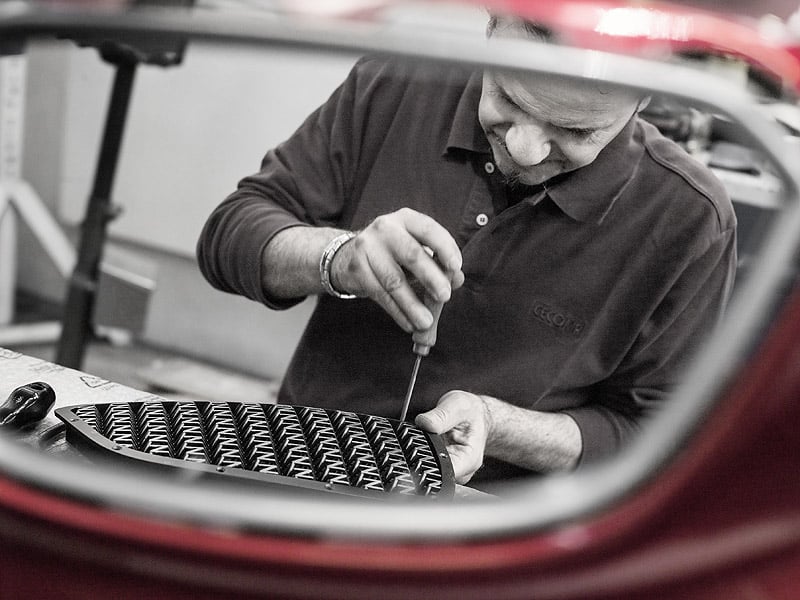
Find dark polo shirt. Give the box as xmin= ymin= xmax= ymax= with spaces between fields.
xmin=197 ymin=57 xmax=736 ymax=482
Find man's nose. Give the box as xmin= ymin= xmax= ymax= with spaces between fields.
xmin=505 ymin=123 xmax=551 ymax=167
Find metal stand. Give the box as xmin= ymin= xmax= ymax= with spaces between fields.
xmin=55 ymin=25 xmax=190 ymax=369
xmin=55 ymin=59 xmax=137 ymax=368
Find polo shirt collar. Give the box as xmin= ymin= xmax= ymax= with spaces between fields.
xmin=445 ymin=71 xmax=642 ymax=225
xmin=445 ymin=71 xmax=491 ymax=155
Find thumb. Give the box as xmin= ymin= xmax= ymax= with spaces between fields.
xmin=414 ymin=391 xmax=472 ymax=434
xmin=415 ymin=406 xmax=450 ymax=434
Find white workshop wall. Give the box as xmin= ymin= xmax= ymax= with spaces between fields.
xmin=18 ymin=40 xmax=355 ymax=378
xmin=58 ymin=41 xmax=356 ymax=254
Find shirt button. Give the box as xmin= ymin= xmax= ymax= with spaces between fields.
xmin=484 ymin=161 xmax=495 ymax=174
xmin=476 ymin=213 xmax=489 ymax=226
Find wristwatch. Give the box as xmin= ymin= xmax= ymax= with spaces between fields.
xmin=319 ymin=231 xmax=358 ymax=299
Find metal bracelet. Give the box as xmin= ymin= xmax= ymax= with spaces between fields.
xmin=319 ymin=231 xmax=358 ymax=299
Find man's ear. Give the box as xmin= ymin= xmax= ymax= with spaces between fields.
xmin=636 ymin=96 xmax=652 ymax=112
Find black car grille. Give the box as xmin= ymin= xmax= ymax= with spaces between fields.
xmin=56 ymin=401 xmax=454 ymax=499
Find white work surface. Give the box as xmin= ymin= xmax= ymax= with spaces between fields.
xmin=0 ymin=347 xmax=164 ymax=445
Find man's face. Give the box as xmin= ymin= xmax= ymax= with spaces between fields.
xmin=478 ymin=21 xmax=642 ymax=186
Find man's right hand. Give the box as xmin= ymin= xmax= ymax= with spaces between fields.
xmin=330 ymin=208 xmax=464 ymax=333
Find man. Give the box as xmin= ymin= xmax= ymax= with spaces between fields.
xmin=197 ymin=15 xmax=736 ymax=488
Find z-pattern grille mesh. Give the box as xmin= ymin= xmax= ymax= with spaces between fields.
xmin=60 ymin=401 xmax=452 ymax=498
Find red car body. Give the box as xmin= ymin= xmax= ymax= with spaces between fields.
xmin=1 ymin=1 xmax=799 ymax=598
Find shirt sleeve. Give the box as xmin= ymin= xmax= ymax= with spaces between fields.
xmin=564 ymin=226 xmax=737 ymax=465
xmin=196 ymin=58 xmax=371 ymax=309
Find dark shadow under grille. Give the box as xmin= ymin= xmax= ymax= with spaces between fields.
xmin=56 ymin=401 xmax=454 ymax=499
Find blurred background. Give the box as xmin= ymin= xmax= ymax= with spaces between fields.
xmin=3 ymin=32 xmax=366 ymax=392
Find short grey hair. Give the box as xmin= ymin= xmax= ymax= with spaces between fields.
xmin=485 ymin=14 xmax=554 ymax=41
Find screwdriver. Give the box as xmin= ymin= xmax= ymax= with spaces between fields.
xmin=399 ymin=294 xmax=444 ymax=422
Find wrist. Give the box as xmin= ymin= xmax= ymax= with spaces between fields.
xmin=478 ymin=394 xmax=496 ymax=448
xmin=319 ymin=231 xmax=357 ymax=299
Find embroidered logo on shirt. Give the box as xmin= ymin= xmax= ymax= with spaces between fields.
xmin=531 ymin=301 xmax=585 ymax=337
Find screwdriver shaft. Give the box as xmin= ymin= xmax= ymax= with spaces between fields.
xmin=400 ymin=354 xmax=422 ymax=421
xmin=400 ymin=249 xmax=446 ymax=421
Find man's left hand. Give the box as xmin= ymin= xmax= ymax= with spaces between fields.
xmin=415 ymin=391 xmax=492 ymax=484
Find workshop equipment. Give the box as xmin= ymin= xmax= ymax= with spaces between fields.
xmin=399 ymin=295 xmax=443 ymax=422
xmin=55 ymin=400 xmax=455 ymax=499
xmin=56 ymin=1 xmax=193 ymax=369
xmin=0 ymin=381 xmax=55 ymax=428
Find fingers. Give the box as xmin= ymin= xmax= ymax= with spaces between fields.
xmin=366 ymin=240 xmax=437 ymax=330
xmin=333 ymin=208 xmax=464 ymax=332
xmin=394 ymin=208 xmax=464 ymax=295
xmin=451 ymin=451 xmax=482 ymax=485
xmin=373 ymin=208 xmax=462 ymax=300
xmin=416 ymin=391 xmax=488 ymax=484
xmin=342 ymin=240 xmax=421 ymax=332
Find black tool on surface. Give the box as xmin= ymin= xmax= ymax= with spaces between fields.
xmin=0 ymin=382 xmax=56 ymax=429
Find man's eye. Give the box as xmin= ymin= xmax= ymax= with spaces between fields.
xmin=564 ymin=127 xmax=596 ymax=138
xmin=496 ymin=90 xmax=520 ymax=110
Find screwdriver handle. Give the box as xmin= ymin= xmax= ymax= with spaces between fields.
xmin=412 ymin=296 xmax=444 ymax=356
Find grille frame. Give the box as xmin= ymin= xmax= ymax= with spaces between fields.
xmin=55 ymin=400 xmax=455 ymax=500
